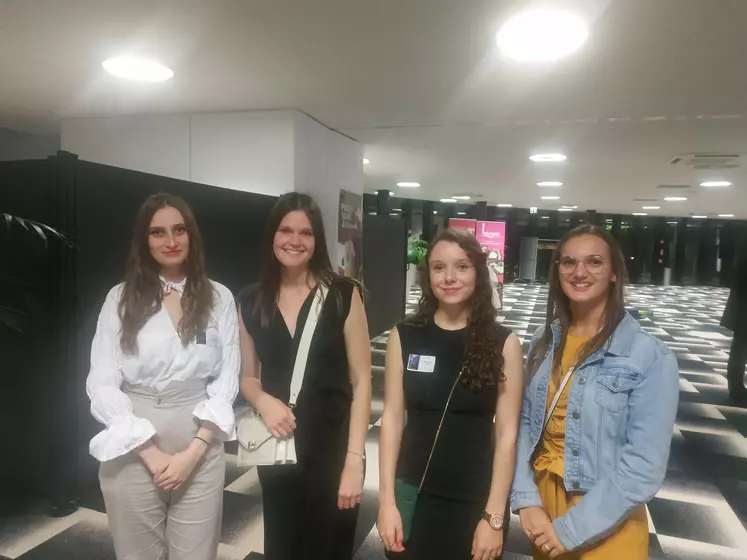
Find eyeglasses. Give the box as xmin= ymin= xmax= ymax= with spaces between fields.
xmin=557 ymin=255 xmax=607 ymax=274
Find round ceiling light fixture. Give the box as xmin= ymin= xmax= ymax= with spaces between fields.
xmin=537 ymin=181 xmax=564 ymax=187
xmin=633 ymin=212 xmax=647 ymax=216
xmin=642 ymin=206 xmax=660 ymax=210
xmin=102 ymin=56 xmax=174 ymax=82
xmin=692 ymin=215 xmax=707 ymax=219
xmin=529 ymin=153 xmax=567 ymax=162
xmin=440 ymin=198 xmax=457 ymax=203
xmin=396 ymin=181 xmax=421 ymax=188
xmin=452 ymin=195 xmax=471 ymax=200
xmin=664 ymin=196 xmax=687 ymax=202
xmin=700 ymin=181 xmax=731 ymax=187
xmin=496 ymin=203 xmax=513 ymax=207
xmin=558 ymin=208 xmax=573 ymax=212
xmin=541 ymin=196 xmax=560 ymax=200
xmin=719 ymin=214 xmax=735 ymax=218
xmin=496 ymin=9 xmax=588 ymax=63
xmin=363 ymin=158 xmax=370 ymax=165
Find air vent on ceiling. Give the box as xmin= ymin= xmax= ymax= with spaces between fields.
xmin=633 ymin=198 xmax=658 ymax=202
xmin=669 ymin=153 xmax=741 ymax=169
xmin=656 ymin=184 xmax=691 ymax=190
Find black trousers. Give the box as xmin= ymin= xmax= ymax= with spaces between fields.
xmin=727 ymin=329 xmax=747 ymax=402
xmin=386 ymin=491 xmax=509 ymax=560
xmin=258 ymin=460 xmax=359 ymax=560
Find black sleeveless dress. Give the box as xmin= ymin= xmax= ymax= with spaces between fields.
xmin=392 ymin=319 xmax=511 ymax=560
xmin=240 ymin=279 xmax=360 ymax=560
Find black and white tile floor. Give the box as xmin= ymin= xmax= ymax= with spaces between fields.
xmin=2 ymin=285 xmax=747 ymax=559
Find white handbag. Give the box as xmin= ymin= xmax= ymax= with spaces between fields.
xmin=236 ymin=284 xmax=328 ymax=467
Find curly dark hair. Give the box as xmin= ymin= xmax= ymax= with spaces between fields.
xmin=409 ymin=229 xmax=506 ymax=389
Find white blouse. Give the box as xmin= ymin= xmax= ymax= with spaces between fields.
xmin=86 ymin=279 xmax=240 ymax=462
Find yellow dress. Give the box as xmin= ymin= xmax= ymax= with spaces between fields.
xmin=532 ymin=334 xmax=649 ymax=559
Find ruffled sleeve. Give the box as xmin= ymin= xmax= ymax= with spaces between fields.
xmin=192 ymin=283 xmax=240 ymax=440
xmin=86 ymin=285 xmax=157 ymax=462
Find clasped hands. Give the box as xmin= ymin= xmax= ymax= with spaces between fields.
xmin=139 ymin=440 xmax=206 ymax=492
xmin=519 ymin=507 xmax=566 ymax=558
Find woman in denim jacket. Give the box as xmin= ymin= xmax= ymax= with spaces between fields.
xmin=511 ymin=225 xmax=679 ymax=558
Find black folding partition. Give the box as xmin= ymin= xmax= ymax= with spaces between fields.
xmin=1 ymin=151 xmax=277 ymax=511
xmin=362 ymin=215 xmax=407 ymax=338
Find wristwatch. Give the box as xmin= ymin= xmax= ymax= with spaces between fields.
xmin=482 ymin=511 xmax=504 ymax=530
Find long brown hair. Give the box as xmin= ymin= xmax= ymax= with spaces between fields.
xmin=527 ymin=224 xmax=627 ymax=378
xmin=248 ymin=192 xmax=356 ymax=326
xmin=410 ymin=229 xmax=505 ymax=389
xmin=119 ymin=193 xmax=214 ymax=354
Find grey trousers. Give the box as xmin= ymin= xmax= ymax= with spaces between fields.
xmin=99 ymin=381 xmax=225 ymax=560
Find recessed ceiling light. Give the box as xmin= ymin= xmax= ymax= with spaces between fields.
xmin=458 ymin=211 xmax=467 ymax=216
xmin=541 ymin=196 xmax=560 ymax=200
xmin=700 ymin=181 xmax=731 ymax=187
xmin=452 ymin=195 xmax=471 ymax=200
xmin=667 ymin=221 xmax=678 ymax=225
xmin=363 ymin=158 xmax=370 ymax=165
xmin=562 ymin=205 xmax=578 ymax=209
xmin=541 ymin=216 xmax=550 ymax=219
xmin=397 ymin=182 xmax=420 ymax=188
xmin=529 ymin=153 xmax=567 ymax=163
xmin=719 ymin=214 xmax=735 ymax=218
xmin=433 ymin=210 xmax=438 ymax=215
xmin=664 ymin=196 xmax=687 ymax=202
xmin=392 ymin=208 xmax=402 ymax=212
xmin=537 ymin=181 xmax=563 ymax=187
xmin=642 ymin=206 xmax=660 ymax=210
xmin=496 ymin=203 xmax=513 ymax=207
xmin=440 ymin=198 xmax=457 ymax=203
xmin=633 ymin=212 xmax=647 ymax=216
xmin=692 ymin=215 xmax=707 ymax=219
xmin=496 ymin=9 xmax=588 ymax=63
xmin=102 ymin=56 xmax=174 ymax=82
xmin=558 ymin=208 xmax=573 ymax=212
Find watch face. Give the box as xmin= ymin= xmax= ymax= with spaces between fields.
xmin=489 ymin=513 xmax=504 ymax=530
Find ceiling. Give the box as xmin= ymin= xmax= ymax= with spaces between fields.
xmin=2 ymin=0 xmax=747 ymax=217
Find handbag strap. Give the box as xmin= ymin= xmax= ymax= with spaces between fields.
xmin=288 ymin=283 xmax=329 ymax=407
xmin=418 ymin=369 xmax=462 ymax=492
xmin=543 ymin=366 xmax=576 ymax=433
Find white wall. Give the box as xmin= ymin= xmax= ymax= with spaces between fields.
xmin=0 ymin=127 xmax=59 ymax=161
xmin=62 ymin=115 xmax=191 ymax=180
xmin=190 ymin=111 xmax=294 ymax=196
xmin=62 ymin=111 xmax=296 ymax=196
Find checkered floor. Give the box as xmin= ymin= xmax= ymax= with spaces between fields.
xmin=2 ymin=285 xmax=747 ymax=559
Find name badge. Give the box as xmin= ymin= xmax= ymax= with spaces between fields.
xmin=407 ymin=354 xmax=436 ymax=373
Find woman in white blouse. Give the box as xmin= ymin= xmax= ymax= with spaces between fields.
xmin=86 ymin=192 xmax=240 ymax=560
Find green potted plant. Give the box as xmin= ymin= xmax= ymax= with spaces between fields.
xmin=406 ymin=237 xmax=428 ymax=298
xmin=1 ymin=212 xmax=70 ymax=332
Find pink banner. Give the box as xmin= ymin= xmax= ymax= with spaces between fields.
xmin=476 ymin=221 xmax=506 ymax=282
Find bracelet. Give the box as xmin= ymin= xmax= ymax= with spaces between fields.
xmin=194 ymin=436 xmax=210 ymax=446
xmin=347 ymin=450 xmax=365 ymax=460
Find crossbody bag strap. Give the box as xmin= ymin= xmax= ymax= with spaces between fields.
xmin=542 ymin=366 xmax=576 ymax=433
xmin=288 ymin=283 xmax=329 ymax=407
xmin=418 ymin=369 xmax=462 ymax=492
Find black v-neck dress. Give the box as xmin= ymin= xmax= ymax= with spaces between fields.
xmin=240 ymin=279 xmax=359 ymax=560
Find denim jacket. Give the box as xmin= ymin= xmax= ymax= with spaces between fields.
xmin=510 ymin=313 xmax=680 ymax=551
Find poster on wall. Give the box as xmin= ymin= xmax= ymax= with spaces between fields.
xmin=476 ymin=220 xmax=506 ymax=283
xmin=448 ymin=218 xmax=477 ymax=236
xmin=337 ymin=190 xmax=363 ymax=279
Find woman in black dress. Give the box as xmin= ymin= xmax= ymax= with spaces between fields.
xmin=377 ymin=229 xmax=524 ymax=560
xmin=238 ymin=193 xmax=372 ymax=559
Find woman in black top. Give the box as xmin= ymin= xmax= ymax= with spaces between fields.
xmin=377 ymin=229 xmax=524 ymax=560
xmin=238 ymin=193 xmax=372 ymax=559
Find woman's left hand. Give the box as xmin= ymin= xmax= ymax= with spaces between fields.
xmin=337 ymin=453 xmax=364 ymax=510
xmin=155 ymin=446 xmax=203 ymax=492
xmin=532 ymin=521 xmax=566 ymax=558
xmin=472 ymin=519 xmax=504 ymax=560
